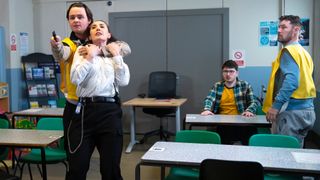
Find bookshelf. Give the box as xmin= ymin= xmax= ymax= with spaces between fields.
xmin=22 ymin=53 xmax=60 ymax=108
xmin=0 ymin=82 xmax=9 ymax=112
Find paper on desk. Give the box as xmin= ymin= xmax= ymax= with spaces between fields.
xmin=291 ymin=152 xmax=320 ymax=164
xmin=149 ymin=146 xmax=165 ymax=152
xmin=24 ymin=109 xmax=42 ymax=113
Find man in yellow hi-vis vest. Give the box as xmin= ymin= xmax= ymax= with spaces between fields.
xmin=263 ymin=15 xmax=316 ymax=147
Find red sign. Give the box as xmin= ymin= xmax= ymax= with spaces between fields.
xmin=11 ymin=44 xmax=16 ymax=51
xmin=234 ymin=60 xmax=244 ymax=66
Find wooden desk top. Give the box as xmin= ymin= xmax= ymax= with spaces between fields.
xmin=142 ymin=142 xmax=320 ymax=175
xmin=0 ymin=129 xmax=63 ymax=147
xmin=122 ymin=98 xmax=187 ymax=107
xmin=13 ymin=108 xmax=64 ymax=117
xmin=186 ymin=114 xmax=271 ymax=127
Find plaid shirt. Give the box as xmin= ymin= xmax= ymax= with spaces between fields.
xmin=203 ymin=79 xmax=257 ymax=114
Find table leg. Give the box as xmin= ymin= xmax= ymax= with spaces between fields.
xmin=161 ymin=165 xmax=165 ymax=180
xmin=12 ymin=115 xmax=16 ymax=129
xmin=11 ymin=115 xmax=16 ymax=170
xmin=135 ymin=162 xmax=141 ymax=180
xmin=126 ymin=106 xmax=138 ymax=153
xmin=40 ymin=147 xmax=47 ymax=180
xmin=175 ymin=107 xmax=181 ymax=132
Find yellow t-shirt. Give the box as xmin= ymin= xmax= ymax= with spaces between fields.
xmin=219 ymin=87 xmax=238 ymax=115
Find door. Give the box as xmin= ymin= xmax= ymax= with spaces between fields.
xmin=109 ymin=8 xmax=229 ymax=133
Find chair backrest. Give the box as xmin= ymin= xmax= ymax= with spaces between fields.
xmin=256 ymin=106 xmax=266 ymax=115
xmin=0 ymin=118 xmax=9 ymax=129
xmin=199 ymin=159 xmax=264 ymax=180
xmin=0 ymin=118 xmax=9 ymax=159
xmin=148 ymin=71 xmax=176 ymax=99
xmin=57 ymin=98 xmax=66 ymax=108
xmin=37 ymin=118 xmax=64 ymax=150
xmin=37 ymin=117 xmax=63 ymax=131
xmin=175 ymin=130 xmax=221 ymax=144
xmin=249 ymin=134 xmax=300 ymax=148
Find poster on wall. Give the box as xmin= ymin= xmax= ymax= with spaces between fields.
xmin=20 ymin=32 xmax=29 ymax=56
xmin=299 ymin=18 xmax=309 ymax=46
xmin=259 ymin=21 xmax=278 ymax=47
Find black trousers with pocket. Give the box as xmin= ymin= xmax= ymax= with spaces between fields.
xmin=66 ymin=101 xmax=123 ymax=180
xmin=63 ymin=101 xmax=77 ymax=159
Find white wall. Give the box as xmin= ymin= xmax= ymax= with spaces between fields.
xmin=33 ymin=1 xmax=68 ymax=54
xmin=0 ymin=0 xmax=313 ymax=71
xmin=32 ymin=0 xmax=314 ymax=68
xmin=0 ymin=0 xmax=35 ymax=69
xmin=314 ymin=0 xmax=320 ymax=89
xmin=226 ymin=0 xmax=280 ymax=66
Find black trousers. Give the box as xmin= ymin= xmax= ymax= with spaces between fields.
xmin=216 ymin=125 xmax=257 ymax=145
xmin=66 ymin=101 xmax=123 ymax=180
xmin=63 ymin=101 xmax=77 ymax=160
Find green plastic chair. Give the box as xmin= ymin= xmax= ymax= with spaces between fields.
xmin=15 ymin=117 xmax=66 ymax=179
xmin=249 ymin=134 xmax=300 ymax=148
xmin=165 ymin=130 xmax=221 ymax=180
xmin=0 ymin=118 xmax=10 ymax=173
xmin=57 ymin=98 xmax=66 ymax=108
xmin=249 ymin=134 xmax=302 ymax=180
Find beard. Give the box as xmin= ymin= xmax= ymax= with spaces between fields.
xmin=278 ymin=30 xmax=294 ymax=44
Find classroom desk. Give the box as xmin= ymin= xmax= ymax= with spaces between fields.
xmin=136 ymin=141 xmax=320 ymax=180
xmin=122 ymin=98 xmax=187 ymax=153
xmin=12 ymin=108 xmax=64 ymax=128
xmin=185 ymin=114 xmax=271 ymax=129
xmin=0 ymin=129 xmax=63 ymax=180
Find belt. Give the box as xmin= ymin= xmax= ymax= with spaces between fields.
xmin=80 ymin=96 xmax=116 ymax=103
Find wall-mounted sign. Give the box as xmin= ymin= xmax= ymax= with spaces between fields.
xmin=10 ymin=34 xmax=17 ymax=51
xmin=232 ymin=49 xmax=245 ymax=68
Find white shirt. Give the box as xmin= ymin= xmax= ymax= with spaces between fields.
xmin=71 ymin=46 xmax=130 ymax=97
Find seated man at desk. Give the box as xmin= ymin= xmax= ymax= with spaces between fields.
xmin=201 ymin=60 xmax=258 ymax=145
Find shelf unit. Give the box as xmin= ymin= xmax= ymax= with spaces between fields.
xmin=21 ymin=53 xmax=60 ymax=108
xmin=0 ymin=82 xmax=9 ymax=112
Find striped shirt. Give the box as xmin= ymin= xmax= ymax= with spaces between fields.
xmin=203 ymin=79 xmax=257 ymax=114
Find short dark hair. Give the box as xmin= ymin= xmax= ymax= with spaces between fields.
xmin=279 ymin=15 xmax=302 ymax=27
xmin=66 ymin=2 xmax=94 ymax=23
xmin=222 ymin=60 xmax=238 ymax=71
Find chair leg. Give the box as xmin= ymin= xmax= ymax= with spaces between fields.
xmin=37 ymin=164 xmax=43 ymax=177
xmin=140 ymin=116 xmax=174 ymax=143
xmin=139 ymin=129 xmax=161 ymax=144
xmin=0 ymin=160 xmax=9 ymax=174
xmin=62 ymin=161 xmax=68 ymax=170
xmin=19 ymin=162 xmax=25 ymax=179
xmin=159 ymin=125 xmax=164 ymax=140
xmin=14 ymin=150 xmax=25 ymax=176
xmin=28 ymin=163 xmax=33 ymax=180
xmin=163 ymin=130 xmax=174 ymax=141
xmin=162 ymin=118 xmax=174 ymax=141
